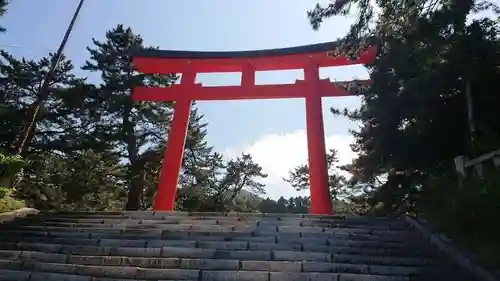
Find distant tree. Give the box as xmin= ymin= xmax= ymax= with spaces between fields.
xmin=283 ymin=149 xmax=348 ymax=199
xmin=257 ymin=196 xmax=311 ymax=214
xmin=188 ymin=153 xmax=268 ymax=212
xmin=257 ymin=197 xmax=281 ymax=213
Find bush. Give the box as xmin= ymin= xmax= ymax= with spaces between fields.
xmin=419 ymin=171 xmax=500 ymax=271
xmin=0 ymin=187 xmax=8 ymax=199
xmin=0 ymin=153 xmax=27 ymax=213
xmin=0 ymin=153 xmax=24 ymax=177
xmin=0 ymin=153 xmax=25 ymax=193
xmin=0 ymin=190 xmax=26 ymax=213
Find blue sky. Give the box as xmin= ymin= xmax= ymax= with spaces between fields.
xmin=1 ymin=0 xmax=369 ymax=198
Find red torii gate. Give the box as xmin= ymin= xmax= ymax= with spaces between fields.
xmin=132 ymin=42 xmax=376 ymax=215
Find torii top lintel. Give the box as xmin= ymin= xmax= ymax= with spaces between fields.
xmin=132 ymin=41 xmax=376 ymax=74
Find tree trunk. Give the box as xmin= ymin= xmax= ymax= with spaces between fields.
xmin=126 ymin=167 xmax=143 ymax=210
xmin=123 ymin=101 xmax=143 ymax=210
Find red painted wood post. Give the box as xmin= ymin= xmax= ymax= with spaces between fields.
xmin=304 ymin=63 xmax=333 ymax=215
xmin=153 ymin=71 xmax=196 ymax=211
xmin=242 ymin=63 xmax=255 ymax=89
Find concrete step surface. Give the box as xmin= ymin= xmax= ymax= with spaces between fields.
xmin=0 ymin=211 xmax=481 ymax=281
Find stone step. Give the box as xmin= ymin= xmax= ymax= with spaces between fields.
xmin=0 ymin=212 xmax=475 ymax=281
xmin=0 ymin=230 xmax=412 ymax=246
xmin=0 ymin=259 xmax=443 ymax=280
xmin=32 ymin=213 xmax=408 ymax=228
xmin=0 ymin=212 xmax=472 ymax=281
xmin=11 ymin=222 xmax=408 ymax=237
xmin=40 ymin=211 xmax=397 ymax=221
xmin=0 ymin=249 xmax=438 ymax=268
xmin=0 ymin=251 xmax=439 ymax=274
xmin=0 ymin=235 xmax=423 ymax=251
xmin=12 ymin=222 xmax=407 ymax=233
xmin=31 ymin=219 xmax=408 ymax=231
xmin=0 ymin=260 xmax=199 ymax=280
xmin=35 ymin=212 xmax=404 ymax=222
xmin=0 ymin=269 xmax=91 ymax=281
xmin=9 ymin=223 xmax=407 ymax=234
xmin=0 ymin=269 xmax=470 ymax=281
xmin=0 ymin=228 xmax=414 ymax=242
xmin=0 ymin=267 xmax=434 ymax=281
xmin=0 ymin=229 xmax=416 ymax=245
xmin=0 ymin=228 xmax=428 ymax=249
xmin=0 ymin=240 xmax=435 ymax=261
xmin=3 ymin=225 xmax=411 ymax=239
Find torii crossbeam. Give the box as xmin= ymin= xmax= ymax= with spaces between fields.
xmin=132 ymin=42 xmax=376 ymax=215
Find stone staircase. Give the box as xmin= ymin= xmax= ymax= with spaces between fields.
xmin=0 ymin=211 xmax=482 ymax=281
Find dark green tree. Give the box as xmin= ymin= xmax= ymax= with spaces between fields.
xmin=308 ymin=0 xmax=500 ymax=267
xmin=194 ymin=153 xmax=268 ymax=212
xmin=308 ymin=0 xmax=500 ymax=210
xmin=0 ymin=49 xmax=124 ymax=209
xmin=257 ymin=196 xmax=311 ymax=214
xmin=17 ymin=150 xmax=124 ymax=211
xmin=0 ymin=50 xmax=100 ymax=197
xmin=176 ymin=152 xmax=268 ymax=212
xmin=0 ymin=0 xmax=8 ymax=32
xmin=307 ymin=0 xmax=496 ymax=58
xmin=0 ymin=51 xmax=88 ymax=154
xmin=82 ymin=24 xmax=176 ymax=210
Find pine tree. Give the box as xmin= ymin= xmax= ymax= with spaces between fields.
xmin=284 ymin=149 xmax=347 ymax=199
xmin=82 ymin=25 xmax=176 ymax=210
xmin=0 ymin=48 xmax=124 ymax=209
xmin=0 ymin=50 xmax=94 ymax=195
xmin=0 ymin=0 xmax=8 ymax=33
xmin=0 ymin=51 xmax=85 ymax=153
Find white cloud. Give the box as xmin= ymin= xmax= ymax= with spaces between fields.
xmin=224 ymin=131 xmax=356 ymax=199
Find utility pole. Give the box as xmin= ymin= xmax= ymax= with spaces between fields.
xmin=15 ymin=0 xmax=85 ymax=155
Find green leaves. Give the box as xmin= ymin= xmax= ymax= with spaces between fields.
xmin=0 ymin=153 xmax=24 ymax=176
xmin=82 ymin=24 xmax=177 ymax=210
xmin=0 ymin=22 xmax=267 ymax=213
xmin=176 ymin=152 xmax=268 ymax=213
xmin=0 ymin=153 xmax=25 ymax=195
xmin=309 ymin=1 xmax=500 ymax=246
xmin=283 ymin=149 xmax=348 ymax=200
xmin=0 ymin=0 xmax=9 ymax=33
